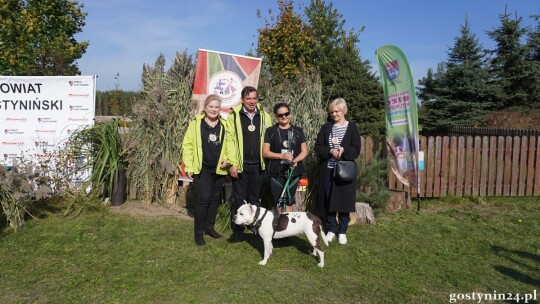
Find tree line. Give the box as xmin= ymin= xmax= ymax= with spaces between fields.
xmin=1 ymin=0 xmax=539 ymax=136
xmin=418 ymin=10 xmax=540 ymax=134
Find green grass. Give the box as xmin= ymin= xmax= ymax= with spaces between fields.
xmin=1 ymin=197 xmax=539 ymax=303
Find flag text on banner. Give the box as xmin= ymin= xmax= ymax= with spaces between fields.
xmin=375 ymin=45 xmax=420 ymax=190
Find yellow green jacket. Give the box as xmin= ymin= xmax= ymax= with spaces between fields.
xmin=224 ymin=104 xmax=272 ymax=172
xmin=182 ymin=114 xmax=228 ymax=175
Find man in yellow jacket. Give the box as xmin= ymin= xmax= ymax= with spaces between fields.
xmin=224 ymin=86 xmax=272 ymax=242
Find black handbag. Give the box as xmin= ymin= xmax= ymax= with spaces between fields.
xmin=334 ymin=160 xmax=357 ymax=183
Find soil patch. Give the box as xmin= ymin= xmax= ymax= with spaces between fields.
xmin=108 ymin=200 xmax=192 ymax=220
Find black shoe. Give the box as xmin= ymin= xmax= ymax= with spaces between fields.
xmin=205 ymin=229 xmax=223 ymax=239
xmin=231 ymin=232 xmax=245 ymax=242
xmin=195 ymin=233 xmax=206 ymax=246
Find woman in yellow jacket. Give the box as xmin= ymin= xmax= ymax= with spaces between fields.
xmin=182 ymin=94 xmax=228 ymax=246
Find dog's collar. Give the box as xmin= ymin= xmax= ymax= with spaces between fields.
xmin=251 ymin=206 xmax=268 ymax=231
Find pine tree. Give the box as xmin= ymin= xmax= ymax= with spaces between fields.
xmin=305 ymin=0 xmax=384 ymax=136
xmin=419 ymin=17 xmax=499 ymax=134
xmin=487 ymin=8 xmax=532 ymax=107
xmin=525 ymin=14 xmax=540 ymax=105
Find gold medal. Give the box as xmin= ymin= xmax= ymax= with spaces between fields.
xmin=283 ymin=140 xmax=289 ymax=148
xmin=248 ymin=124 xmax=256 ymax=132
xmin=331 ymin=137 xmax=339 ymax=144
xmin=209 ymin=134 xmax=217 ymax=142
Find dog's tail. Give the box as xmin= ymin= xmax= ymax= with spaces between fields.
xmin=320 ymin=225 xmax=329 ymax=246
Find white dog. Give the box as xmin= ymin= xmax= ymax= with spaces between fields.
xmin=233 ymin=202 xmax=328 ymax=267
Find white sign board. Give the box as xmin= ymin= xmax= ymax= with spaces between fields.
xmin=0 ymin=76 xmax=96 ymax=166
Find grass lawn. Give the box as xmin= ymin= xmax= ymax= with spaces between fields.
xmin=1 ymin=197 xmax=539 ymax=303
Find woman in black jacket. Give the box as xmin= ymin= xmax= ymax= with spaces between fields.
xmin=315 ymin=98 xmax=360 ymax=245
xmin=263 ymin=102 xmax=308 ymax=212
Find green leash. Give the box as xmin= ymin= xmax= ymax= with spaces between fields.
xmin=271 ymin=167 xmax=300 ymax=212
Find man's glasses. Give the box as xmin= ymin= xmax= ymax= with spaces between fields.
xmin=276 ymin=112 xmax=290 ymax=118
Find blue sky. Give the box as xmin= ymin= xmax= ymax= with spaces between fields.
xmin=76 ymin=0 xmax=539 ymax=92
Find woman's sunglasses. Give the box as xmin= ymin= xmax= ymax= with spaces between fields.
xmin=276 ymin=112 xmax=290 ymax=118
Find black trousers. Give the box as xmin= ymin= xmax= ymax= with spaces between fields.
xmin=231 ymin=163 xmax=263 ymax=232
xmin=193 ymin=168 xmax=225 ymax=234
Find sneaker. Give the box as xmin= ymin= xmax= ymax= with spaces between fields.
xmin=326 ymin=232 xmax=335 ymax=243
xmin=338 ymin=234 xmax=347 ymax=245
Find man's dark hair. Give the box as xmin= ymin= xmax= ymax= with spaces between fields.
xmin=241 ymin=86 xmax=258 ymax=100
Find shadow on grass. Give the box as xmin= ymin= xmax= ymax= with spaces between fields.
xmin=491 ymin=245 xmax=540 ymax=287
xmin=234 ymin=232 xmax=320 ymax=264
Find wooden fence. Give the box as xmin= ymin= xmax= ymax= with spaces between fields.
xmin=362 ymin=135 xmax=540 ymax=198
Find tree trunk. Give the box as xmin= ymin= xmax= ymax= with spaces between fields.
xmin=350 ymin=202 xmax=376 ymax=225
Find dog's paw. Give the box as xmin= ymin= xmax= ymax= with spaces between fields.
xmin=259 ymin=260 xmax=267 ymax=266
xmin=318 ymin=262 xmax=324 ymax=268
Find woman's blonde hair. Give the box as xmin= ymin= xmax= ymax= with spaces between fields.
xmin=204 ymin=94 xmax=222 ymax=108
xmin=328 ymin=97 xmax=348 ymax=115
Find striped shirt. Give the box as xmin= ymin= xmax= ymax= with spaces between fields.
xmin=327 ymin=122 xmax=348 ymax=168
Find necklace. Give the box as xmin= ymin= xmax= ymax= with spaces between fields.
xmin=205 ymin=117 xmax=218 ymax=128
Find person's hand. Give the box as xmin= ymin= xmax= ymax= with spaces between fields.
xmin=187 ymin=172 xmax=193 ymax=179
xmin=281 ymin=152 xmax=293 ymax=161
xmin=229 ymin=165 xmax=238 ymax=178
xmin=330 ymin=148 xmax=340 ymax=158
xmin=290 ymin=159 xmax=298 ymax=168
xmin=220 ymin=158 xmax=228 ymax=169
xmin=337 ymin=147 xmax=344 ymax=159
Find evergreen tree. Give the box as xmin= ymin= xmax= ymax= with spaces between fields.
xmin=528 ymin=15 xmax=540 ymax=61
xmin=486 ymin=8 xmax=533 ymax=107
xmin=305 ymin=0 xmax=384 ymax=136
xmin=525 ymin=14 xmax=540 ymax=105
xmin=419 ymin=17 xmax=498 ymax=134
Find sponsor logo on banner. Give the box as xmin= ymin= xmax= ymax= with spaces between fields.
xmin=68 ymin=117 xmax=90 ymax=122
xmin=33 ymin=153 xmax=50 ymax=159
xmin=34 ymin=140 xmax=55 ymax=148
xmin=35 ymin=129 xmax=56 ymax=134
xmin=6 ymin=117 xmax=27 ymax=122
xmin=3 ymin=153 xmax=19 ymax=160
xmin=4 ymin=128 xmax=24 ymax=135
xmin=68 ymin=93 xmax=90 ymax=98
xmin=69 ymin=105 xmax=91 ymax=111
xmin=38 ymin=117 xmax=58 ymax=123
xmin=208 ymin=71 xmax=242 ymax=108
xmin=68 ymin=80 xmax=90 ymax=87
xmin=385 ymin=60 xmax=400 ymax=80
xmin=2 ymin=141 xmax=25 ymax=146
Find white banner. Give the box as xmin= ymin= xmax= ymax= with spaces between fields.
xmin=0 ymin=76 xmax=96 ymax=166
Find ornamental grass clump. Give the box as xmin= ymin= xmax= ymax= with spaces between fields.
xmin=126 ymin=52 xmax=197 ymax=204
xmin=67 ymin=118 xmax=127 ymax=200
xmin=0 ymin=157 xmax=56 ymax=230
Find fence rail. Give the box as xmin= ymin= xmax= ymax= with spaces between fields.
xmin=448 ymin=126 xmax=540 ymax=137
xmin=361 ymin=135 xmax=540 ymax=198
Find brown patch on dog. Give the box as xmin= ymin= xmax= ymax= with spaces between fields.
xmin=276 ymin=213 xmax=290 ymax=232
xmin=307 ymin=212 xmax=324 ymax=250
